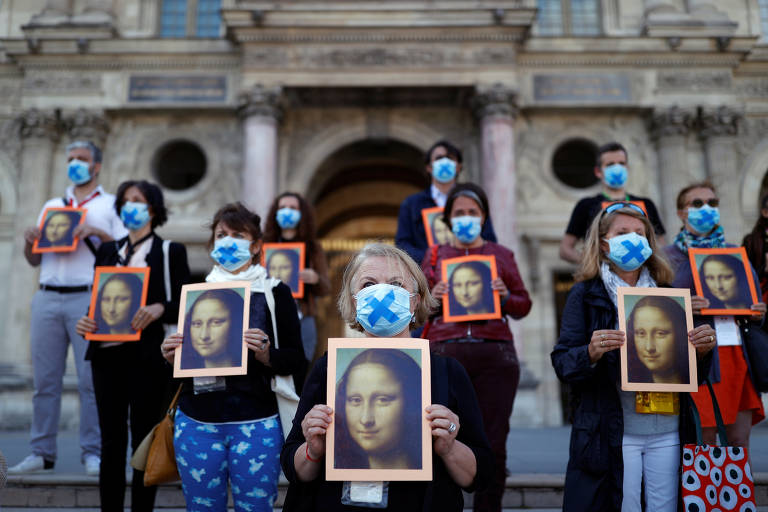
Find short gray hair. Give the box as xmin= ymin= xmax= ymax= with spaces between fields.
xmin=337 ymin=243 xmax=438 ymax=332
xmin=66 ymin=140 xmax=102 ymax=163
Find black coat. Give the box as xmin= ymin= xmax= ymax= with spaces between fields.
xmin=551 ymin=277 xmax=712 ymax=512
xmin=85 ymin=234 xmax=191 ymax=366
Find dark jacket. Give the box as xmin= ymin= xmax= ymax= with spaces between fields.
xmin=395 ymin=188 xmax=497 ymax=264
xmin=421 ymin=242 xmax=531 ymax=342
xmin=551 ymin=277 xmax=711 ymax=512
xmin=85 ymin=234 xmax=191 ymax=365
xmin=280 ymin=353 xmax=494 ymax=512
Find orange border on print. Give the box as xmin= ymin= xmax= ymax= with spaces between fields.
xmin=688 ymin=247 xmax=760 ymax=316
xmin=32 ymin=207 xmax=87 ymax=254
xmin=441 ymin=254 xmax=502 ymax=323
xmin=618 ymin=287 xmax=697 ymax=392
xmin=421 ymin=206 xmax=444 ymax=247
xmin=261 ymin=242 xmax=306 ymax=299
xmin=325 ymin=337 xmax=432 ymax=482
xmin=600 ymin=200 xmax=648 ymax=217
xmin=173 ymin=281 xmax=251 ymax=378
xmin=85 ymin=266 xmax=150 ymax=342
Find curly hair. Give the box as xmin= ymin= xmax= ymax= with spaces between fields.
xmin=334 ymin=348 xmax=422 ymax=469
xmin=207 ymin=203 xmax=262 ymax=264
xmin=626 ymin=296 xmax=689 ymax=384
xmin=180 ymin=289 xmax=244 ymax=370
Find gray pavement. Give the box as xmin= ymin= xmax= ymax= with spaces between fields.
xmin=2 ymin=423 xmax=768 ymax=476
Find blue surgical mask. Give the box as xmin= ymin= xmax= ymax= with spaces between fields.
xmin=68 ymin=159 xmax=92 ymax=186
xmin=210 ymin=236 xmax=253 ymax=272
xmin=603 ymin=164 xmax=628 ymax=189
xmin=432 ymin=157 xmax=457 ymax=184
xmin=605 ymin=232 xmax=653 ymax=271
xmin=355 ymin=283 xmax=415 ymax=337
xmin=120 ymin=201 xmax=151 ymax=230
xmin=687 ymin=205 xmax=720 ymax=234
xmin=451 ymin=215 xmax=482 ymax=244
xmin=276 ymin=207 xmax=301 ymax=230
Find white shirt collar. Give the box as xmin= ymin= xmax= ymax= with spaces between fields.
xmin=65 ymin=184 xmax=105 ymax=206
xmin=430 ymin=184 xmax=447 ymax=208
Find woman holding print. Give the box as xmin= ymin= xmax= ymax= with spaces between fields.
xmin=447 ymin=260 xmax=495 ymax=316
xmin=334 ymin=348 xmax=422 ymax=470
xmin=421 ymin=182 xmax=531 ymax=512
xmin=626 ymin=296 xmax=690 ymax=385
xmin=264 ymin=192 xmax=330 ymax=362
xmin=76 ymin=180 xmax=191 ymax=512
xmin=663 ymin=182 xmax=766 ymax=451
xmin=161 ymin=202 xmax=305 ymax=512
xmin=699 ymin=254 xmax=753 ymax=310
xmin=94 ymin=273 xmax=143 ymax=336
xmin=180 ymin=289 xmax=245 ymax=370
xmin=551 ymin=202 xmax=715 ymax=512
xmin=280 ymin=243 xmax=493 ymax=512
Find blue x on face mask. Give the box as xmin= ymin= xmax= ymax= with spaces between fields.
xmin=120 ymin=201 xmax=151 ymax=230
xmin=687 ymin=205 xmax=720 ymax=234
xmin=276 ymin=207 xmax=301 ymax=230
xmin=210 ymin=237 xmax=252 ymax=272
xmin=68 ymin=159 xmax=92 ymax=186
xmin=603 ymin=164 xmax=628 ymax=189
xmin=355 ymin=283 xmax=415 ymax=337
xmin=451 ymin=215 xmax=482 ymax=244
xmin=432 ymin=157 xmax=457 ymax=184
xmin=605 ymin=232 xmax=653 ymax=271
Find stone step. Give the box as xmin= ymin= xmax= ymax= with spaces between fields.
xmin=3 ymin=473 xmax=768 ymax=509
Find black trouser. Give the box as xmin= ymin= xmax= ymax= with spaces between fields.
xmin=432 ymin=341 xmax=520 ymax=512
xmin=91 ymin=344 xmax=171 ymax=512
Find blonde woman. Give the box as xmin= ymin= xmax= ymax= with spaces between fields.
xmin=280 ymin=243 xmax=493 ymax=512
xmin=551 ymin=203 xmax=716 ymax=512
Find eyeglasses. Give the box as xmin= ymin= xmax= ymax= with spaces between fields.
xmin=687 ymin=198 xmax=719 ymax=208
xmin=601 ymin=202 xmax=647 ymax=218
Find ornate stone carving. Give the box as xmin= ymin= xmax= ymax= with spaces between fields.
xmin=471 ymin=83 xmax=517 ymax=119
xmin=23 ymin=72 xmax=102 ymax=94
xmin=243 ymin=46 xmax=516 ymax=69
xmin=699 ymin=106 xmax=741 ymax=138
xmin=738 ymin=80 xmax=768 ymax=97
xmin=650 ymin=106 xmax=695 ymax=139
xmin=238 ymin=85 xmax=283 ymax=120
xmin=62 ymin=108 xmax=110 ymax=144
xmin=656 ymin=71 xmax=731 ymax=90
xmin=16 ymin=109 xmax=60 ymax=141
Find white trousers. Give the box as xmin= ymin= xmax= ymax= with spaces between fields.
xmin=621 ymin=431 xmax=680 ymax=512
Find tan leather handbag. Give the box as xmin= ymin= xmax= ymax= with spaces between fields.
xmin=131 ymin=384 xmax=182 ymax=486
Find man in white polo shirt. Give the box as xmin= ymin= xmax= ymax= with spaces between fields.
xmin=9 ymin=141 xmax=127 ymax=475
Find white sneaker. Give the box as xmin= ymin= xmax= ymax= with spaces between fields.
xmin=8 ymin=454 xmax=54 ymax=474
xmin=84 ymin=454 xmax=100 ymax=476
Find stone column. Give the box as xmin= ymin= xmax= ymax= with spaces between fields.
xmin=5 ymin=109 xmax=61 ymax=369
xmin=471 ymin=83 xmax=519 ymax=252
xmin=699 ymin=106 xmax=742 ymax=239
xmin=649 ymin=105 xmax=696 ymax=235
xmin=237 ymin=85 xmax=283 ymax=219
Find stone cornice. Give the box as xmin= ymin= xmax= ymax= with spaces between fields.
xmin=234 ymin=30 xmax=527 ymax=44
xmin=238 ymin=85 xmax=283 ymax=120
xmin=518 ymin=54 xmax=743 ymax=68
xmin=62 ymin=108 xmax=109 ymax=144
xmin=7 ymin=55 xmax=241 ymax=71
xmin=16 ymin=108 xmax=61 ymax=141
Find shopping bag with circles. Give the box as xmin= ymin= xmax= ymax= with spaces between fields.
xmin=681 ymin=380 xmax=756 ymax=512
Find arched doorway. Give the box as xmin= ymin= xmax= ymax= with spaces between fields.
xmin=309 ymin=138 xmax=426 ymax=356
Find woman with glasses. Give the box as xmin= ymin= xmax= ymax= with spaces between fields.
xmin=552 ymin=202 xmax=716 ymax=512
xmin=663 ymin=182 xmax=766 ymax=450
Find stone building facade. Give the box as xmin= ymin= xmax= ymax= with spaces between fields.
xmin=1 ymin=0 xmax=768 ymax=429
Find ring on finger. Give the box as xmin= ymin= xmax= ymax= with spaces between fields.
xmin=448 ymin=422 xmax=457 ymax=434
xmin=601 ymin=334 xmax=606 ymax=340
xmin=600 ymin=340 xmax=605 ymax=347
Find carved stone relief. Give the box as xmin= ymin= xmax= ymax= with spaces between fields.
xmin=23 ymin=72 xmax=102 ymax=95
xmin=656 ymin=71 xmax=731 ymax=91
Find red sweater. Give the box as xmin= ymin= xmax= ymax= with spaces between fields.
xmin=421 ymin=242 xmax=532 ymax=342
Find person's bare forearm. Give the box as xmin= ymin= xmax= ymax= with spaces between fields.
xmin=440 ymin=440 xmax=476 ymax=488
xmin=293 ymin=441 xmax=322 ymax=482
xmin=559 ymin=235 xmax=581 ymax=264
xmin=24 ymin=242 xmax=41 ymax=266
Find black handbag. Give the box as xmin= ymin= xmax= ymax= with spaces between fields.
xmin=738 ymin=320 xmax=768 ymax=393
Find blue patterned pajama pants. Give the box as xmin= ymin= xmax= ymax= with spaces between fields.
xmin=173 ymin=409 xmax=284 ymax=512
